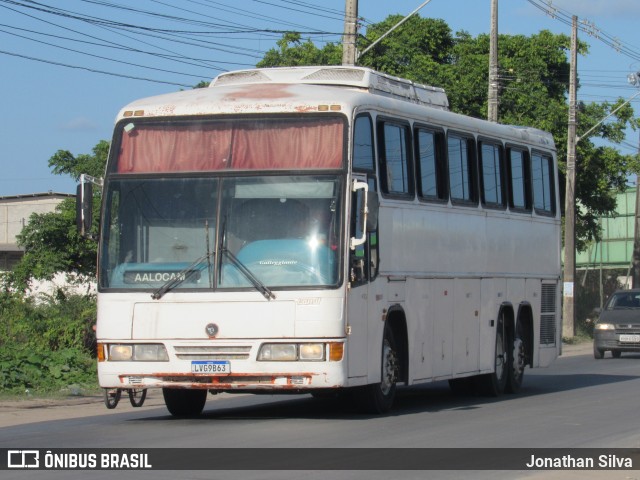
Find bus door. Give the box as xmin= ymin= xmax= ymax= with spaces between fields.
xmin=347 ymin=174 xmax=379 ymax=379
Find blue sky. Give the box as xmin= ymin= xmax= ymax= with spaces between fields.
xmin=1 ymin=0 xmax=639 ymax=196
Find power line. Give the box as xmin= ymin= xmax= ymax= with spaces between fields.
xmin=526 ymin=0 xmax=640 ymax=64
xmin=0 ymin=48 xmax=194 ymax=87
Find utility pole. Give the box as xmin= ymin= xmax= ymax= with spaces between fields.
xmin=487 ymin=0 xmax=499 ymax=122
xmin=342 ymin=0 xmax=358 ymax=66
xmin=563 ymin=16 xmax=578 ymax=339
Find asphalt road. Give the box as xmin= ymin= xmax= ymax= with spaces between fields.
xmin=1 ymin=342 xmax=639 ymax=480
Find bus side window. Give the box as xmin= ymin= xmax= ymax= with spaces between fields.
xmin=507 ymin=147 xmax=531 ymax=212
xmin=353 ymin=115 xmax=375 ymax=172
xmin=416 ymin=127 xmax=447 ymax=202
xmin=447 ymin=133 xmax=478 ymax=205
xmin=378 ymin=120 xmax=414 ymax=199
xmin=479 ymin=140 xmax=506 ymax=209
xmin=532 ymin=151 xmax=556 ymax=215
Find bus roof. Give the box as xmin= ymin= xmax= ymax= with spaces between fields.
xmin=116 ymin=66 xmax=555 ymax=152
xmin=211 ymin=66 xmax=449 ymax=110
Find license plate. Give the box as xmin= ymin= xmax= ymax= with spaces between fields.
xmin=191 ymin=361 xmax=230 ymax=374
xmin=619 ymin=334 xmax=640 ymax=343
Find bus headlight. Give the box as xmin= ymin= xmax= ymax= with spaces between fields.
xmin=134 ymin=344 xmax=170 ymax=361
xmin=108 ymin=344 xmax=169 ymax=361
xmin=257 ymin=343 xmax=297 ymax=361
xmin=109 ymin=344 xmax=133 ymax=361
xmin=299 ymin=343 xmax=324 ymax=360
xmin=257 ymin=343 xmax=326 ymax=361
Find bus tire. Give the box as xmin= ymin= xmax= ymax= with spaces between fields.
xmin=162 ymin=388 xmax=207 ymax=417
xmin=475 ymin=313 xmax=508 ymax=396
xmin=354 ymin=323 xmax=399 ymax=414
xmin=506 ymin=323 xmax=525 ymax=394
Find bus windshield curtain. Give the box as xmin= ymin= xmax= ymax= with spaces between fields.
xmin=116 ymin=118 xmax=343 ymax=173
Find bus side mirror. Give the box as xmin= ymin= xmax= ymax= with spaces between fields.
xmin=76 ymin=181 xmax=93 ymax=237
xmin=350 ymin=180 xmax=374 ymax=250
xmin=366 ymin=191 xmax=379 ymax=232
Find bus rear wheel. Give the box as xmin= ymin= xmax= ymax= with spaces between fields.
xmin=162 ymin=388 xmax=207 ymax=417
xmin=506 ymin=323 xmax=526 ymax=393
xmin=354 ymin=324 xmax=399 ymax=414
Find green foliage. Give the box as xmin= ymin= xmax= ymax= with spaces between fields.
xmin=9 ymin=141 xmax=106 ymax=288
xmin=0 ymin=346 xmax=96 ymax=394
xmin=10 ymin=198 xmax=98 ymax=289
xmin=48 ymin=140 xmax=109 ymax=181
xmin=0 ymin=290 xmax=97 ymax=394
xmin=257 ymin=32 xmax=342 ymax=67
xmin=358 ymin=16 xmax=454 ymax=83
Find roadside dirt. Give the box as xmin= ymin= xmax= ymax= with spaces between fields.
xmin=0 ymin=391 xmax=167 ymax=428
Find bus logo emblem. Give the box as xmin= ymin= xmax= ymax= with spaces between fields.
xmin=205 ymin=323 xmax=219 ymax=337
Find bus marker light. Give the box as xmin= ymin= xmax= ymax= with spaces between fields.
xmin=328 ymin=343 xmax=344 ymax=361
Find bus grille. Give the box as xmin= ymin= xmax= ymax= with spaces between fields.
xmin=173 ymin=345 xmax=251 ymax=361
xmin=540 ymin=283 xmax=557 ymax=345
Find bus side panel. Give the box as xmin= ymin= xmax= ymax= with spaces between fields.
xmin=452 ymin=278 xmax=480 ymax=374
xmin=406 ymin=278 xmax=433 ymax=383
xmin=432 ymin=279 xmax=454 ymax=380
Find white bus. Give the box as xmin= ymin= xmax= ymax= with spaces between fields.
xmin=79 ymin=66 xmax=561 ymax=416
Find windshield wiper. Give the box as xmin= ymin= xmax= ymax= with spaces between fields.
xmin=222 ymin=247 xmax=276 ymax=301
xmin=151 ymin=252 xmax=214 ymax=300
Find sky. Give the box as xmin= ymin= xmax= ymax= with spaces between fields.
xmin=1 ymin=0 xmax=640 ymax=197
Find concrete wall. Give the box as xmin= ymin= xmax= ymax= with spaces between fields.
xmin=0 ymin=193 xmax=73 ymax=271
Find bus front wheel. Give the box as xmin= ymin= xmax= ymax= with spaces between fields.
xmin=475 ymin=313 xmax=508 ymax=396
xmin=162 ymin=388 xmax=207 ymax=417
xmin=354 ymin=323 xmax=399 ymax=414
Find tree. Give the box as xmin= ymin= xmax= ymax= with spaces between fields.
xmin=259 ymin=15 xmax=639 ymax=250
xmin=257 ymin=32 xmax=342 ymax=68
xmin=9 ymin=141 xmax=108 ymax=289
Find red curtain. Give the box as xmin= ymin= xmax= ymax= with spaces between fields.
xmin=117 ymin=118 xmax=343 ymax=173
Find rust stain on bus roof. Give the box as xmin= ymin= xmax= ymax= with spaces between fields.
xmin=224 ymin=84 xmax=295 ymax=100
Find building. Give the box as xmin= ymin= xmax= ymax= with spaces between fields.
xmin=576 ymin=187 xmax=635 ymax=274
xmin=0 ymin=192 xmax=74 ymax=271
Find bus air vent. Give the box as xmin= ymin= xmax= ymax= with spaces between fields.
xmin=540 ymin=283 xmax=557 ymax=345
xmin=211 ymin=70 xmax=271 ymax=87
xmin=302 ymin=68 xmax=366 ymax=82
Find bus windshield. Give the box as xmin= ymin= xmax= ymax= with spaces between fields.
xmin=100 ymin=175 xmax=343 ymax=292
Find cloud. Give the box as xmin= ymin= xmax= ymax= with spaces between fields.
xmin=58 ymin=117 xmax=97 ymax=132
